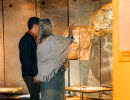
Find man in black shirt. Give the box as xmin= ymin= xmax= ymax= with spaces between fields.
xmin=19 ymin=17 xmax=40 ymax=100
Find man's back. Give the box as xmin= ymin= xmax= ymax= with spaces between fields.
xmin=19 ymin=32 xmax=37 ymax=77
xmin=19 ymin=17 xmax=40 ymax=100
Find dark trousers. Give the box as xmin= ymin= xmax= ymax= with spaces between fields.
xmin=23 ymin=76 xmax=40 ymax=100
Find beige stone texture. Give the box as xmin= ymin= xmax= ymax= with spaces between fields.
xmin=3 ymin=0 xmax=39 ymax=92
xmin=0 ymin=0 xmax=4 ymax=87
xmin=64 ymin=26 xmax=93 ymax=60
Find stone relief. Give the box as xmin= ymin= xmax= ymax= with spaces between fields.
xmin=91 ymin=2 xmax=112 ymax=36
xmin=64 ymin=26 xmax=93 ymax=60
xmin=64 ymin=2 xmax=112 ymax=60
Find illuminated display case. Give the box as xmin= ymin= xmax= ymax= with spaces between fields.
xmin=63 ymin=1 xmax=112 ymax=99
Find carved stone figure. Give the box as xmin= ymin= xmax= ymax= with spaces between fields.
xmin=91 ymin=2 xmax=112 ymax=36
xmin=64 ymin=26 xmax=93 ymax=60
xmin=64 ymin=2 xmax=112 ymax=60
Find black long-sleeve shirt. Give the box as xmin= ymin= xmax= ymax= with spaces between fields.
xmin=19 ymin=32 xmax=38 ymax=77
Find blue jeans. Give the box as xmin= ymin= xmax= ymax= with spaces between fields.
xmin=40 ymin=70 xmax=65 ymax=100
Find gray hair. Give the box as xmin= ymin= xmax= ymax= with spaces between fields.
xmin=37 ymin=19 xmax=53 ymax=43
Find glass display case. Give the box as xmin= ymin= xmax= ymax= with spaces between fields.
xmin=40 ymin=0 xmax=112 ymax=99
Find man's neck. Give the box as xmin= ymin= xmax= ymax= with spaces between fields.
xmin=30 ymin=29 xmax=38 ymax=36
xmin=28 ymin=31 xmax=37 ymax=43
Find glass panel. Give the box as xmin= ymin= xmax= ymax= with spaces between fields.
xmin=77 ymin=0 xmax=101 ymax=99
xmin=69 ymin=0 xmax=112 ymax=99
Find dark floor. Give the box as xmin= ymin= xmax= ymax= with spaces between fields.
xmin=0 ymin=94 xmax=111 ymax=100
xmin=0 ymin=97 xmax=111 ymax=100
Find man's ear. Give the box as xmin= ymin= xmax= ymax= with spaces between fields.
xmin=33 ymin=24 xmax=37 ymax=28
xmin=33 ymin=24 xmax=38 ymax=29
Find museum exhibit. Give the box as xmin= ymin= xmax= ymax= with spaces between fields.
xmin=0 ymin=0 xmax=130 ymax=100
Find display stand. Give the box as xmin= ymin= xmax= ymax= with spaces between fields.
xmin=65 ymin=85 xmax=112 ymax=100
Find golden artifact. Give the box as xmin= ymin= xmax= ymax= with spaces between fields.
xmin=0 ymin=87 xmax=22 ymax=93
xmin=64 ymin=3 xmax=112 ymax=60
xmin=91 ymin=2 xmax=112 ymax=36
xmin=64 ymin=26 xmax=93 ymax=60
xmin=65 ymin=85 xmax=112 ymax=92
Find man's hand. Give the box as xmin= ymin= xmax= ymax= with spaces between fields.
xmin=33 ymin=76 xmax=39 ymax=84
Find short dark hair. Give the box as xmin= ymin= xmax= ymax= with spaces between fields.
xmin=27 ymin=17 xmax=40 ymax=30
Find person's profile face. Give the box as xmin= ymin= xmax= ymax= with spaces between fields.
xmin=34 ymin=24 xmax=40 ymax=35
xmin=37 ymin=24 xmax=40 ymax=31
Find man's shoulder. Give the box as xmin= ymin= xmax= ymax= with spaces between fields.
xmin=19 ymin=32 xmax=33 ymax=45
xmin=20 ymin=33 xmax=32 ymax=41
